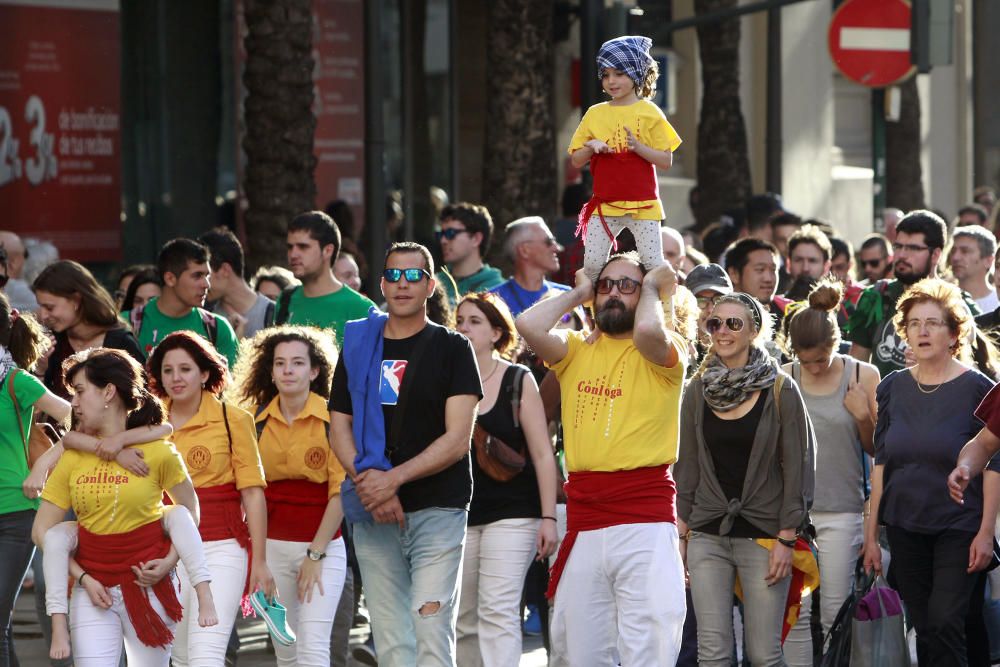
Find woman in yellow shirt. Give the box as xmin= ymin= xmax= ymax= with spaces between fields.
xmin=31 ymin=348 xmax=203 ymax=666
xmin=147 ymin=331 xmax=273 ymax=666
xmin=233 ymin=326 xmax=346 ymax=667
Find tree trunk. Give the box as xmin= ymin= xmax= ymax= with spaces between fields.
xmin=885 ymin=77 xmax=925 ymax=212
xmin=482 ymin=0 xmax=557 ymax=256
xmin=242 ymin=0 xmax=316 ymax=270
xmin=692 ymin=0 xmax=752 ymax=230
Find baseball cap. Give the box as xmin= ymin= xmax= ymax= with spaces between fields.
xmin=685 ymin=264 xmax=732 ymax=296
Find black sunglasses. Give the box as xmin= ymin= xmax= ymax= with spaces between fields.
xmin=434 ymin=228 xmax=469 ymax=242
xmin=596 ymin=277 xmax=640 ymax=295
xmin=383 ymin=268 xmax=431 ymax=283
xmin=705 ymin=316 xmax=746 ymax=335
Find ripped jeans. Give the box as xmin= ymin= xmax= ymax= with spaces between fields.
xmin=353 ymin=508 xmax=467 ymax=667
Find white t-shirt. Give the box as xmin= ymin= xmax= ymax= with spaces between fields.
xmin=976 ymin=290 xmax=999 ymax=315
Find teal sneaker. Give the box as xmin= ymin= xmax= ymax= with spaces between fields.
xmin=249 ymin=590 xmax=296 ymax=646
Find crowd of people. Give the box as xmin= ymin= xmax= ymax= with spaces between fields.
xmin=3 ymin=31 xmax=1000 ymax=667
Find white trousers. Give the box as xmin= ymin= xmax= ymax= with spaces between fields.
xmin=784 ymin=511 xmax=864 ymax=665
xmin=456 ymin=517 xmax=540 ymax=667
xmin=68 ymin=575 xmax=177 ymax=667
xmin=171 ymin=538 xmax=248 ymax=667
xmin=550 ymin=522 xmax=686 ymax=667
xmin=266 ymin=537 xmax=347 ymax=667
xmin=583 ymin=215 xmax=665 ymax=281
xmin=42 ymin=506 xmax=211 ymax=616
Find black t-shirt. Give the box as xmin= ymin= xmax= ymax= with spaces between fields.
xmin=44 ymin=327 xmax=143 ymax=398
xmin=469 ymin=364 xmax=541 ymax=526
xmin=329 ymin=324 xmax=482 ymax=513
xmin=694 ymin=392 xmax=768 ymax=538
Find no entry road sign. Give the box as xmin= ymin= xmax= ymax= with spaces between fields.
xmin=828 ymin=0 xmax=916 ymax=88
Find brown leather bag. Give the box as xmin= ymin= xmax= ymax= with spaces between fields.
xmin=472 ymin=367 xmax=527 ymax=482
xmin=8 ymin=369 xmax=61 ymax=468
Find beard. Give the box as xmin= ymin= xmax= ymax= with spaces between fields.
xmin=894 ymin=259 xmax=930 ymax=286
xmin=595 ymin=298 xmax=636 ymax=335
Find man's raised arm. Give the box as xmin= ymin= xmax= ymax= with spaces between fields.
xmin=516 ymin=270 xmax=591 ymax=366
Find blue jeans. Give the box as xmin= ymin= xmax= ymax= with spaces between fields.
xmin=0 ymin=509 xmax=37 ymax=667
xmin=353 ymin=508 xmax=467 ymax=667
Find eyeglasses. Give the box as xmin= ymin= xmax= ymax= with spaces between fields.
xmin=596 ymin=277 xmax=641 ymax=294
xmin=696 ymin=295 xmax=723 ymax=309
xmin=860 ymin=258 xmax=885 ymax=268
xmin=383 ymin=268 xmax=431 ymax=283
xmin=892 ymin=243 xmax=930 ymax=255
xmin=705 ymin=316 xmax=746 ymax=335
xmin=904 ymin=317 xmax=947 ymax=333
xmin=529 ymin=237 xmax=559 ymax=248
xmin=434 ymin=228 xmax=469 ymax=242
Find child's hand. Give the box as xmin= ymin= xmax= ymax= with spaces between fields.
xmin=624 ymin=127 xmax=643 ymax=152
xmin=585 ymin=139 xmax=612 ymax=154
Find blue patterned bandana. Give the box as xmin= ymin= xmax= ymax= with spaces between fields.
xmin=596 ymin=36 xmax=655 ymax=88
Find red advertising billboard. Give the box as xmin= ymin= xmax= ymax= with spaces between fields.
xmin=0 ymin=0 xmax=122 ymax=261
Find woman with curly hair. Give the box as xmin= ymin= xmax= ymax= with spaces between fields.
xmin=864 ymin=278 xmax=997 ymax=666
xmin=453 ymin=292 xmax=558 ymax=667
xmin=146 ymin=331 xmax=271 ymax=666
xmin=233 ymin=326 xmax=346 ymax=666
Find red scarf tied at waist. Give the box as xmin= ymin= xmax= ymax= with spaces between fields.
xmin=76 ymin=521 xmax=184 ymax=648
xmin=265 ymin=479 xmax=341 ymax=543
xmin=546 ymin=464 xmax=676 ymax=600
xmin=575 ymin=151 xmax=658 ymax=248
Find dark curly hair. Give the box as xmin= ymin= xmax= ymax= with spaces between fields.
xmin=231 ymin=326 xmax=338 ymax=409
xmin=146 ymin=331 xmax=229 ymax=398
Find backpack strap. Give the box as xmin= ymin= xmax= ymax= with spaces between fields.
xmin=263 ymin=300 xmax=276 ymax=329
xmin=197 ymin=308 xmax=219 ymax=345
xmin=6 ymin=369 xmax=28 ymax=458
xmin=274 ymin=286 xmax=298 ymax=326
xmin=254 ymin=404 xmax=267 ymax=440
xmin=129 ymin=304 xmax=145 ymax=338
xmin=773 ymin=372 xmax=785 ymax=419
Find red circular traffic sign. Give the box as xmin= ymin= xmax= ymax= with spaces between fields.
xmin=828 ymin=0 xmax=915 ymax=88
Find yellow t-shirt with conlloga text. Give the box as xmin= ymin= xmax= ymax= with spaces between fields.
xmin=549 ymin=330 xmax=687 ymax=473
xmin=568 ymin=99 xmax=682 ymax=221
xmin=41 ymin=439 xmax=189 ymax=535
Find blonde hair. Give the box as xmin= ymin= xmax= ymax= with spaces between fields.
xmin=892 ymin=278 xmax=972 ymax=360
xmin=672 ymin=285 xmax=699 ymax=343
xmin=637 ymin=60 xmax=660 ymax=99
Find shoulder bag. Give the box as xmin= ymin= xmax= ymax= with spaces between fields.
xmin=473 ymin=366 xmax=528 ymax=482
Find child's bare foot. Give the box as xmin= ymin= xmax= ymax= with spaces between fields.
xmin=195 ymin=582 xmax=218 ymax=627
xmin=50 ymin=614 xmax=71 ymax=660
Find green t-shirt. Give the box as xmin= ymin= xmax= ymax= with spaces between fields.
xmin=436 ymin=264 xmax=505 ymax=306
xmin=127 ymin=297 xmax=239 ymax=368
xmin=285 ymin=285 xmax=375 ymax=347
xmin=0 ymin=370 xmax=46 ymax=513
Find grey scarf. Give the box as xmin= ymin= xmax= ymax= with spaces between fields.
xmin=700 ymin=346 xmax=778 ymax=412
xmin=0 ymin=346 xmax=16 ymax=388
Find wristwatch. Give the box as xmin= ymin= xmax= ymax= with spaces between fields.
xmin=306 ymin=547 xmax=326 ymax=561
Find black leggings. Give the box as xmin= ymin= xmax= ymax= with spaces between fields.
xmin=0 ymin=509 xmax=37 ymax=667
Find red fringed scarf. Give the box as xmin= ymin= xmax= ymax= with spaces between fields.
xmin=575 ymin=151 xmax=658 ymax=249
xmin=76 ymin=521 xmax=183 ymax=648
xmin=194 ymin=484 xmax=254 ymax=615
xmin=265 ymin=479 xmax=340 ymax=542
xmin=546 ymin=465 xmax=676 ymax=600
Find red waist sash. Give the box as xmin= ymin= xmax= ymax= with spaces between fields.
xmin=576 ymin=151 xmax=658 ymax=248
xmin=546 ymin=465 xmax=676 ymax=599
xmin=265 ymin=479 xmax=341 ymax=543
xmin=76 ymin=521 xmax=183 ymax=648
xmin=194 ymin=484 xmax=251 ymax=548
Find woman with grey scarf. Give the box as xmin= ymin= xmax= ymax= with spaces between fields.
xmin=675 ymin=292 xmax=814 ymax=667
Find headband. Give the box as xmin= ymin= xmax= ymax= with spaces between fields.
xmin=729 ymin=293 xmax=764 ymax=331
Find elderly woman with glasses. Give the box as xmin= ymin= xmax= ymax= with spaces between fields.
xmin=675 ymin=292 xmax=814 ymax=667
xmin=863 ymin=277 xmax=997 ymax=667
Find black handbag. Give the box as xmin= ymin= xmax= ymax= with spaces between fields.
xmin=820 ymin=559 xmax=874 ymax=667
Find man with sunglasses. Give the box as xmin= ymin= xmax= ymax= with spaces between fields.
xmin=330 ymin=242 xmax=481 ymax=667
xmin=434 ymin=203 xmax=504 ymax=305
xmin=517 ymin=252 xmax=688 ymax=666
xmin=857 ymin=234 xmax=893 ymax=285
xmin=491 ymin=216 xmax=568 ymax=317
xmin=847 ymin=210 xmax=979 ymax=377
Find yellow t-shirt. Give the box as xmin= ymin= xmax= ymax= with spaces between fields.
xmin=255 ymin=393 xmax=346 ymax=498
xmin=568 ymin=99 xmax=682 ymax=220
xmin=549 ymin=330 xmax=687 ymax=472
xmin=41 ymin=439 xmax=189 ymax=535
xmin=168 ymin=392 xmax=266 ymax=490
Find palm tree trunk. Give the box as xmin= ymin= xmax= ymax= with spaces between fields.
xmin=885 ymin=77 xmax=925 ymax=211
xmin=482 ymin=0 xmax=557 ymax=247
xmin=693 ymin=0 xmax=752 ymax=230
xmin=242 ymin=0 xmax=316 ymax=269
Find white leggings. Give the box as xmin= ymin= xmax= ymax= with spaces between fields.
xmin=583 ymin=215 xmax=665 ymax=281
xmin=69 ymin=574 xmax=178 ymax=667
xmin=42 ymin=505 xmax=211 ymax=616
xmin=172 ymin=538 xmax=248 ymax=667
xmin=267 ymin=537 xmax=347 ymax=667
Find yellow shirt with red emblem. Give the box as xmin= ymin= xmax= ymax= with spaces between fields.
xmin=549 ymin=330 xmax=687 ymax=472
xmin=41 ymin=439 xmax=189 ymax=535
xmin=255 ymin=392 xmax=346 ymax=498
xmin=168 ymin=392 xmax=266 ymax=490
